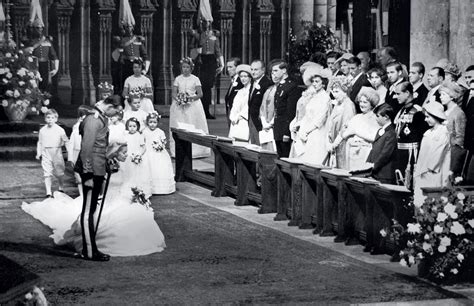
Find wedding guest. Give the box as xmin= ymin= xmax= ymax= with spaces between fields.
xmin=326 ymin=51 xmax=343 ymax=77
xmin=122 ymin=59 xmax=154 ymax=113
xmin=409 ymin=62 xmax=429 ymax=106
xmin=295 ymin=66 xmax=332 ymax=164
xmin=348 ymin=56 xmax=372 ymax=111
xmin=36 ymin=109 xmax=69 ymax=198
xmin=366 ymin=104 xmax=397 ymax=184
xmin=463 ymin=79 xmax=474 ymax=182
xmin=334 ymin=53 xmax=353 ymax=77
xmin=271 ymin=60 xmax=301 ymax=157
xmin=367 ymin=67 xmax=387 ymax=106
xmin=413 ymin=102 xmax=451 ymax=206
xmin=229 ymin=64 xmax=253 ymax=141
xmin=67 ymin=105 xmax=93 ymax=197
xmin=385 ymin=62 xmax=405 ymax=114
xmin=423 ymin=67 xmax=445 ymax=105
xmin=327 ymin=76 xmax=356 ymax=169
xmin=170 ymin=57 xmax=210 ymax=158
xmin=248 ymin=59 xmax=273 ymax=144
xmin=357 ymin=51 xmax=373 ymax=73
xmin=331 ymin=87 xmax=379 ymax=171
xmin=259 ymin=84 xmax=278 ymax=152
xmin=393 ymin=82 xmax=428 ymax=189
xmin=439 ymin=81 xmax=466 ymax=177
xmin=224 ymin=57 xmax=243 ymax=126
xmin=143 ymin=112 xmax=175 ymax=195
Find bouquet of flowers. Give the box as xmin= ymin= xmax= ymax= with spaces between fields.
xmin=152 ymin=137 xmax=167 ymax=152
xmin=129 ymin=87 xmax=145 ymax=99
xmin=131 ymin=187 xmax=151 ymax=209
xmin=130 ymin=153 xmax=142 ymax=165
xmin=0 ymin=45 xmax=51 ymax=121
xmin=176 ymin=92 xmax=190 ymax=106
xmin=395 ymin=178 xmax=474 ymax=283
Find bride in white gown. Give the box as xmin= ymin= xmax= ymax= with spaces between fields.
xmin=22 ymin=143 xmax=166 ymax=257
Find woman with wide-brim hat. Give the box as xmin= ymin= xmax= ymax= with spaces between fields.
xmin=228 ymin=64 xmax=253 ymax=141
xmin=413 ymin=101 xmax=451 ymax=206
xmin=291 ymin=66 xmax=332 ymax=164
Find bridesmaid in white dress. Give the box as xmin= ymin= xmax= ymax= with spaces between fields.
xmin=22 ymin=143 xmax=166 ymax=257
xmin=169 ymin=57 xmax=210 ymax=158
xmin=228 ymin=64 xmax=252 ymax=141
xmin=122 ymin=59 xmax=155 ymax=113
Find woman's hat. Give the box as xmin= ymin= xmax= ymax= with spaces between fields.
xmin=236 ymin=64 xmax=252 ymax=76
xmin=439 ymin=81 xmax=463 ymax=100
xmin=424 ymin=101 xmax=447 ymax=120
xmin=303 ymin=66 xmax=332 ymax=86
xmin=334 ymin=52 xmax=354 ymax=64
xmin=299 ymin=61 xmax=322 ymax=74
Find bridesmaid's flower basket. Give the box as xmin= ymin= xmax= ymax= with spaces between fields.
xmin=392 ymin=177 xmax=474 ymax=283
xmin=131 ymin=187 xmax=151 ymax=210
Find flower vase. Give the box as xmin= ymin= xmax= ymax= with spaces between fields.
xmin=5 ymin=105 xmax=28 ymax=122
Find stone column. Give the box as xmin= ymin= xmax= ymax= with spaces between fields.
xmin=216 ymin=0 xmax=236 ymax=104
xmin=314 ymin=0 xmax=327 ymax=24
xmin=409 ymin=0 xmax=449 ymax=71
xmin=132 ymin=0 xmax=156 ymax=75
xmin=71 ymin=0 xmax=95 ymax=105
xmin=176 ymin=0 xmax=197 ymax=59
xmin=280 ymin=0 xmax=290 ymax=59
xmin=326 ymin=0 xmax=336 ymax=31
xmin=10 ymin=0 xmax=29 ymax=46
xmin=448 ymin=0 xmax=474 ymax=69
xmin=291 ymin=0 xmax=313 ymax=37
xmin=255 ymin=1 xmax=274 ymax=66
xmin=52 ymin=1 xmax=74 ymax=104
xmin=154 ymin=0 xmax=174 ymax=105
xmin=241 ymin=0 xmax=250 ymax=63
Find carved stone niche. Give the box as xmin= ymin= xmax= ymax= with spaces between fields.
xmin=10 ymin=0 xmax=29 ymax=46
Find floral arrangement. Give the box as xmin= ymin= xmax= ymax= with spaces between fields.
xmin=130 ymin=153 xmax=142 ymax=165
xmin=131 ymin=187 xmax=150 ymax=209
xmin=129 ymin=87 xmax=145 ymax=99
xmin=287 ymin=21 xmax=339 ymax=73
xmin=394 ymin=178 xmax=474 ymax=283
xmin=176 ymin=92 xmax=190 ymax=106
xmin=0 ymin=45 xmax=51 ymax=120
xmin=152 ymin=137 xmax=167 ymax=152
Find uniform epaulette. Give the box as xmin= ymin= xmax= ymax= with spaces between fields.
xmin=413 ymin=104 xmax=423 ymax=111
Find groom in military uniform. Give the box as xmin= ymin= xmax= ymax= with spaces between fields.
xmin=75 ymin=95 xmax=122 ymax=261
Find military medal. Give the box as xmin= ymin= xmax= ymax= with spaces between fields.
xmin=403 ymin=126 xmax=411 ymax=135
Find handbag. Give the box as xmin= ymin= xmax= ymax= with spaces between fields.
xmin=229 ymin=119 xmax=249 ymax=141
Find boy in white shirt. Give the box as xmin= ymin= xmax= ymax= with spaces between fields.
xmin=36 ymin=109 xmax=69 ymax=198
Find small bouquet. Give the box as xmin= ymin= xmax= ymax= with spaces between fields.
xmin=176 ymin=92 xmax=190 ymax=106
xmin=129 ymin=87 xmax=145 ymax=99
xmin=152 ymin=137 xmax=167 ymax=152
xmin=130 ymin=153 xmax=142 ymax=165
xmin=131 ymin=187 xmax=151 ymax=209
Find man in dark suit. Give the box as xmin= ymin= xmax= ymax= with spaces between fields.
xmin=385 ymin=62 xmax=405 ymax=114
xmin=423 ymin=67 xmax=445 ymax=106
xmin=409 ymin=62 xmax=429 ymax=106
xmin=248 ymin=60 xmax=273 ymax=144
xmin=224 ymin=57 xmax=242 ymax=126
xmin=348 ymin=56 xmax=371 ymax=112
xmin=271 ymin=60 xmax=300 ymax=157
xmin=367 ymin=104 xmax=397 ymax=184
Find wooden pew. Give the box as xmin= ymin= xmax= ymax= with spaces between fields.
xmin=319 ymin=169 xmax=351 ymax=236
xmin=366 ymin=183 xmax=412 ymax=255
xmin=171 ymin=128 xmax=216 ymax=188
xmin=233 ymin=145 xmax=278 ymax=214
xmin=341 ymin=177 xmax=379 ymax=245
xmin=298 ymin=163 xmax=329 ymax=231
xmin=212 ymin=140 xmax=237 ymax=198
xmin=274 ymin=158 xmax=304 ymax=225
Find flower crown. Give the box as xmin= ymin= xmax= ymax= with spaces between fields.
xmin=98 ymin=81 xmax=114 ymax=93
